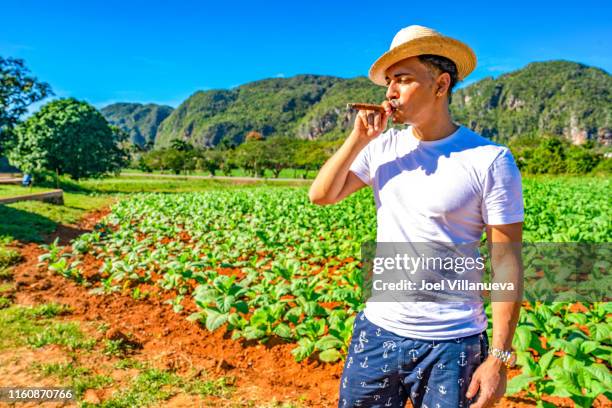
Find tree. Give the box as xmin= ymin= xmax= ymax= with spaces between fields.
xmin=7 ymin=98 xmax=129 ymax=179
xmin=170 ymin=138 xmax=194 ymax=152
xmin=565 ymin=145 xmax=601 ymax=174
xmin=525 ymin=137 xmax=568 ymax=174
xmin=234 ymin=137 xmax=268 ymax=177
xmin=0 ymin=57 xmax=53 ymax=151
xmin=263 ymin=137 xmax=299 ymax=178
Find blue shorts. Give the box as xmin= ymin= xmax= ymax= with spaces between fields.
xmin=338 ymin=311 xmax=489 ymax=408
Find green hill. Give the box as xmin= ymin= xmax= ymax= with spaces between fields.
xmin=108 ymin=60 xmax=610 ymax=148
xmin=101 ymin=103 xmax=173 ymax=148
xmin=451 ymin=60 xmax=611 ymax=144
xmin=154 ymin=75 xmax=362 ymax=147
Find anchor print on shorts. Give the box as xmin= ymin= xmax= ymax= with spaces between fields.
xmin=458 ymin=352 xmax=467 ymax=367
xmin=379 ymin=377 xmax=389 ymax=389
xmin=438 ymin=385 xmax=447 ymax=395
xmin=342 ymin=377 xmax=348 ymax=389
xmin=408 ymin=348 xmax=419 ymax=362
xmin=381 ymin=364 xmax=390 ymax=373
xmin=384 ymin=396 xmax=393 ymax=407
xmin=354 ymin=330 xmax=368 ymax=353
xmin=382 ymin=340 xmax=397 ymax=358
xmin=360 ymin=356 xmax=369 ymax=368
xmin=346 ymin=356 xmax=353 ymax=369
xmin=416 ymin=367 xmax=424 ymax=379
xmin=376 ymin=328 xmax=382 ymax=336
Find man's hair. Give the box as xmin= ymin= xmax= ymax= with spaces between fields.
xmin=417 ymin=54 xmax=459 ymax=104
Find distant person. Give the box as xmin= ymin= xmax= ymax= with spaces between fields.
xmin=22 ymin=173 xmax=32 ymax=187
xmin=310 ymin=25 xmax=523 ymax=408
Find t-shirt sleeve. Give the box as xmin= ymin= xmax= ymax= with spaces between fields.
xmin=481 ymin=148 xmax=525 ymax=225
xmin=349 ymin=142 xmax=373 ymax=186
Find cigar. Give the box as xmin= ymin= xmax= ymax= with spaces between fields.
xmin=346 ymin=103 xmax=386 ymax=113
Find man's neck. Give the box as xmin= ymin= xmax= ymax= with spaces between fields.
xmin=410 ymin=110 xmax=458 ymax=142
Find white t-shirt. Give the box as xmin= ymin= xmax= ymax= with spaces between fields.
xmin=349 ymin=124 xmax=524 ymax=340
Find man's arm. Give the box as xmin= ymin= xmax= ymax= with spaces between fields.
xmin=467 ymin=221 xmax=523 ymax=408
xmin=309 ymin=103 xmax=392 ymax=205
xmin=308 ymin=131 xmax=368 ymax=205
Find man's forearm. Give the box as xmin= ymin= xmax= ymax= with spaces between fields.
xmin=491 ymin=301 xmax=521 ymax=349
xmin=308 ymin=130 xmax=369 ymax=203
xmin=490 ymin=245 xmax=523 ymax=350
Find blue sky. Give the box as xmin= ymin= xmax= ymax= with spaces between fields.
xmin=2 ymin=0 xmax=610 ymax=110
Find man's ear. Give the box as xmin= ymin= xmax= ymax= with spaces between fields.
xmin=436 ymin=72 xmax=451 ymax=97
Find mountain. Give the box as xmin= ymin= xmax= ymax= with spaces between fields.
xmin=113 ymin=60 xmax=611 ymax=149
xmin=451 ymin=60 xmax=611 ymax=144
xmin=101 ymin=103 xmax=173 ymax=148
xmin=156 ymin=75 xmax=355 ymax=147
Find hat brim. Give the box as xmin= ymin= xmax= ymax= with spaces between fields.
xmin=368 ymin=35 xmax=477 ymax=86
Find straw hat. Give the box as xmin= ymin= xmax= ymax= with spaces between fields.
xmin=368 ymin=25 xmax=477 ymax=86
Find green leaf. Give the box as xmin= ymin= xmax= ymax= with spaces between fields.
xmin=242 ymin=326 xmax=266 ymax=340
xmin=506 ymin=373 xmax=536 ymax=395
xmin=314 ymin=335 xmax=343 ymax=351
xmin=585 ymin=363 xmax=612 ymax=388
xmin=205 ymin=309 xmax=228 ymax=331
xmin=318 ymin=348 xmax=342 ymax=363
xmin=513 ymin=326 xmax=533 ymax=351
xmin=538 ymin=349 xmax=556 ymax=375
xmin=273 ymin=323 xmax=293 ymax=339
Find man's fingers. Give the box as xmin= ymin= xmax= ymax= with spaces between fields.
xmin=465 ymin=375 xmax=480 ymax=399
xmin=373 ymin=113 xmax=381 ymax=130
xmin=366 ymin=111 xmax=375 ymax=126
xmin=358 ymin=111 xmax=368 ymax=128
xmin=469 ymin=391 xmax=494 ymax=408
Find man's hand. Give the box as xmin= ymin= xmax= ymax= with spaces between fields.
xmin=353 ymin=101 xmax=394 ymax=141
xmin=466 ymin=356 xmax=507 ymax=408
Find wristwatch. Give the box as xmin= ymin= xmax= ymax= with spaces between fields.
xmin=489 ymin=347 xmax=517 ymax=368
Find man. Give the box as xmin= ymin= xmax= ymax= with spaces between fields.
xmin=309 ymin=25 xmax=524 ymax=408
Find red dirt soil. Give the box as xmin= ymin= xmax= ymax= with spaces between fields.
xmin=5 ymin=209 xmax=610 ymax=407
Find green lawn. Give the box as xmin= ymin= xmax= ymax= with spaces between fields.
xmin=0 ymin=185 xmax=53 ymax=198
xmin=124 ymin=167 xmax=316 ymax=179
xmin=0 ymin=193 xmax=113 ymax=242
xmin=65 ymin=175 xmax=310 ymax=194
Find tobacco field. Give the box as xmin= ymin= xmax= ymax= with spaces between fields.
xmin=40 ymin=176 xmax=611 ymax=407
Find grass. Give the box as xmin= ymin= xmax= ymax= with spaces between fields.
xmin=31 ymin=361 xmax=113 ymax=399
xmin=124 ymin=167 xmax=316 ymax=179
xmin=27 ymin=321 xmax=96 ymax=350
xmin=102 ymin=338 xmax=135 ymax=357
xmin=71 ymin=175 xmax=309 ymax=194
xmin=0 ymin=193 xmax=113 ymax=242
xmin=0 ymin=246 xmax=21 ymax=268
xmin=0 ymin=303 xmax=83 ymax=350
xmin=86 ymin=367 xmax=236 ymax=408
xmin=0 ymin=184 xmax=52 ymax=198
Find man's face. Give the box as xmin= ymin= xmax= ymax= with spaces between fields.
xmin=384 ymin=56 xmax=439 ymax=125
